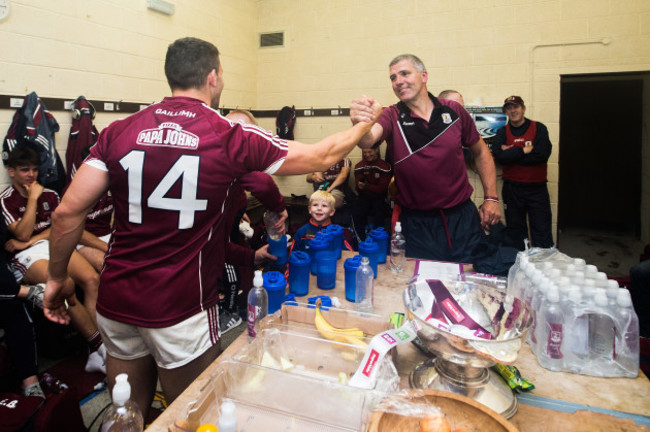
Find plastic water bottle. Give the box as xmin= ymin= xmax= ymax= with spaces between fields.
xmin=605 ymin=280 xmax=621 ymax=306
xmin=582 ymin=285 xmax=597 ymax=305
xmin=584 ymin=264 xmax=598 ymax=277
xmin=263 ymin=211 xmax=283 ymax=240
xmin=615 ymin=289 xmax=639 ymax=377
xmin=527 ymin=280 xmax=551 ymax=351
xmin=101 ymin=373 xmax=144 ymax=432
xmin=562 ymin=290 xmax=589 ymax=373
xmin=573 ymin=258 xmax=586 ymax=268
xmin=536 ymin=286 xmax=564 ymax=371
xmin=390 ymin=221 xmax=406 ymax=274
xmin=218 ymin=399 xmax=238 ymax=432
xmin=592 ymin=271 xmax=609 ymax=288
xmin=507 ymin=254 xmax=528 ymax=299
xmin=588 ymin=291 xmax=615 ymax=371
xmin=247 ymin=270 xmax=267 ymax=343
xmin=520 ymin=263 xmax=537 ymax=300
xmin=355 ymin=256 xmax=374 ymax=313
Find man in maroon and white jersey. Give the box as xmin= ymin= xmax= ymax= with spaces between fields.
xmin=350 ymin=54 xmax=500 ymax=263
xmin=1 ymin=146 xmax=106 ymax=374
xmin=44 ymin=37 xmax=381 ymax=414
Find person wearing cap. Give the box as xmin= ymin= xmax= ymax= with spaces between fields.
xmin=349 ymin=54 xmax=500 ymax=263
xmin=491 ymin=96 xmax=553 ymax=248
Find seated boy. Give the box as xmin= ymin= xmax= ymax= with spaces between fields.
xmin=292 ymin=190 xmax=336 ymax=252
xmin=1 ymin=147 xmax=106 ymax=373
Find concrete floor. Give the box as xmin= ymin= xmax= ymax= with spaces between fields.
xmin=556 ymin=228 xmax=645 ymax=278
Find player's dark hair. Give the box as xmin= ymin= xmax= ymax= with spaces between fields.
xmin=165 ymin=37 xmax=220 ymax=91
xmin=6 ymin=146 xmax=40 ymax=168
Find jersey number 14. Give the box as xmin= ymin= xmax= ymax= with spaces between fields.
xmin=120 ymin=150 xmax=208 ymax=229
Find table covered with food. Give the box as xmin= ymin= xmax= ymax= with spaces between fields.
xmin=148 ymin=249 xmax=650 ymax=432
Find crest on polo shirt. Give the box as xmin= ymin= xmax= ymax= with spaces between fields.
xmin=442 ymin=113 xmax=452 ymax=124
xmin=525 ymin=140 xmax=532 ymax=147
xmin=43 ymin=202 xmax=50 ymax=211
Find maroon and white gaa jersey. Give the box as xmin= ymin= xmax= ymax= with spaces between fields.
xmin=0 ymin=186 xmax=59 ymax=235
xmin=86 ymin=96 xmax=288 ymax=327
xmin=84 ymin=193 xmax=113 ymax=238
xmin=313 ymin=158 xmax=350 ymax=191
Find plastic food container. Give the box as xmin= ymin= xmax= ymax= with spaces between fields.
xmin=233 ymin=328 xmax=399 ymax=392
xmin=172 ymin=359 xmax=389 ymax=432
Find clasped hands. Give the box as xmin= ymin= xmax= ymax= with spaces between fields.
xmin=350 ymin=95 xmax=382 ymax=124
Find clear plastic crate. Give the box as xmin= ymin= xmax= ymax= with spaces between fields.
xmin=172 ymin=359 xmax=390 ymax=432
xmin=234 ymin=328 xmax=400 ymax=392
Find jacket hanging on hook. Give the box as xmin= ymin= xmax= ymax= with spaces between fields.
xmin=65 ymin=96 xmax=98 ymax=185
xmin=276 ymin=105 xmax=296 ymax=140
xmin=2 ymin=92 xmax=66 ymax=194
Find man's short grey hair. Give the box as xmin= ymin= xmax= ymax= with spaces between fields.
xmin=389 ymin=54 xmax=426 ymax=72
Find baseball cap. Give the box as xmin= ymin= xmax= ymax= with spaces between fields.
xmin=502 ymin=95 xmax=524 ymax=112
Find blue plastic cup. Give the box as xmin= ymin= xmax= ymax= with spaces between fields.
xmin=263 ymin=271 xmax=287 ymax=314
xmin=316 ymin=251 xmax=337 ymax=290
xmin=358 ymin=238 xmax=379 ymax=278
xmin=326 ymin=225 xmax=344 ymax=259
xmin=308 ymin=237 xmax=330 ymax=275
xmin=368 ymin=227 xmax=389 ymax=264
xmin=320 ymin=232 xmax=335 ymax=258
xmin=288 ymin=251 xmax=311 ymax=296
xmin=268 ymin=234 xmax=288 ymax=266
xmin=344 ymin=255 xmax=362 ymax=302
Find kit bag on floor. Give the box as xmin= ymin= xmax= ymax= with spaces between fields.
xmin=0 ymin=393 xmax=43 ymax=432
xmin=35 ymin=386 xmax=85 ymax=432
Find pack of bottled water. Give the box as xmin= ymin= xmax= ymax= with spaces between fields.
xmin=507 ymin=246 xmax=639 ymax=377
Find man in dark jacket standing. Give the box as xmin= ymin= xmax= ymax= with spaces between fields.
xmin=492 ymin=96 xmax=553 ymax=248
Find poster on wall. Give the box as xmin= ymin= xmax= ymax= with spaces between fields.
xmin=466 ymin=106 xmax=507 ymax=151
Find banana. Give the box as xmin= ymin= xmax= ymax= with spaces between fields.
xmin=314 ymin=303 xmax=368 ymax=348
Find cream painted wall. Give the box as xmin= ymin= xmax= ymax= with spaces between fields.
xmin=0 ymin=0 xmax=649 ymax=242
xmin=256 ymin=0 xmax=650 ymax=242
xmin=0 ymin=0 xmax=259 ymax=187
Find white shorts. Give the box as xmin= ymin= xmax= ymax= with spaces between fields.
xmin=76 ymin=233 xmax=111 ymax=251
xmin=10 ymin=240 xmax=50 ymax=282
xmin=97 ymin=305 xmax=220 ymax=369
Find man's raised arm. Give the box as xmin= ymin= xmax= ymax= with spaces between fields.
xmin=274 ymin=99 xmax=382 ymax=176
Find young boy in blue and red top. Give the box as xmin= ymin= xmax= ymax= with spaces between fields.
xmin=292 ymin=191 xmax=336 ymax=252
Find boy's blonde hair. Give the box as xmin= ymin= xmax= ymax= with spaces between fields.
xmin=225 ymin=109 xmax=258 ymax=126
xmin=309 ymin=190 xmax=336 ymax=208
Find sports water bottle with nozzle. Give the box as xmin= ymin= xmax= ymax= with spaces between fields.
xmin=390 ymin=222 xmax=406 ymax=274
xmin=100 ymin=373 xmax=144 ymax=432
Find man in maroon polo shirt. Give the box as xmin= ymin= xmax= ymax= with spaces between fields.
xmin=350 ymin=54 xmax=500 ymax=263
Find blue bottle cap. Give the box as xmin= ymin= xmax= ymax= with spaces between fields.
xmin=309 ymin=237 xmax=329 ymax=251
xmin=288 ymin=250 xmax=311 ymax=265
xmin=326 ymin=224 xmax=343 ymax=236
xmin=369 ymin=227 xmax=389 ymax=240
xmin=344 ymin=254 xmax=362 ymax=271
xmin=358 ymin=238 xmax=379 ymax=253
xmin=263 ymin=271 xmax=286 ymax=292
